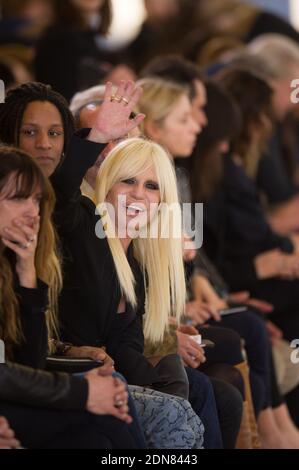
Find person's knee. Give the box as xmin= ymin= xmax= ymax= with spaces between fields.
xmin=239 ymin=311 xmax=268 ymax=344
xmin=211 ymin=377 xmax=243 ymax=420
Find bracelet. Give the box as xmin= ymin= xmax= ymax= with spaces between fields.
xmin=51 ymin=339 xmax=73 ymax=356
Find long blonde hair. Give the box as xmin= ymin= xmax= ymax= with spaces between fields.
xmin=0 ymin=147 xmax=62 ymax=358
xmin=94 ymin=138 xmax=186 ymax=343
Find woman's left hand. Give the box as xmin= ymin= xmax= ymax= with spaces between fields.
xmin=66 ymin=345 xmax=115 ymax=376
xmin=1 ymin=216 xmax=39 ymax=288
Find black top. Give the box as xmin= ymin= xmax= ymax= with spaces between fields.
xmin=13 ymin=280 xmax=49 ymax=369
xmin=0 ymin=267 xmax=49 ymax=369
xmin=203 ymin=153 xmax=294 ymax=291
xmin=51 ymin=131 xmax=160 ymax=386
xmin=257 ymin=126 xmax=299 ymax=205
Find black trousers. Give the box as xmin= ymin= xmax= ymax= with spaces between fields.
xmin=0 ymin=403 xmax=137 ymax=449
xmin=210 ymin=377 xmax=243 ymax=449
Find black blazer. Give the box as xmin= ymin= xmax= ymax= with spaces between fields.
xmin=51 ymin=132 xmax=160 ymax=386
xmin=0 ymin=361 xmax=87 ymax=410
xmin=204 ymin=153 xmax=294 ymax=291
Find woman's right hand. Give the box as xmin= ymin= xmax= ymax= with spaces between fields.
xmin=85 ymin=369 xmax=132 ymax=424
xmin=176 ymin=330 xmax=206 ymax=368
xmin=1 ymin=216 xmax=40 ymax=288
xmin=192 ymin=274 xmax=227 ymax=313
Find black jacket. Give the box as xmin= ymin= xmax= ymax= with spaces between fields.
xmin=51 ymin=132 xmax=160 ymax=386
xmin=0 ymin=362 xmax=87 ymax=410
xmin=204 ymin=153 xmax=294 ymax=291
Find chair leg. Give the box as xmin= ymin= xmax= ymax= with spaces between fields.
xmin=234 ymin=361 xmax=262 ymax=449
xmin=236 ymin=400 xmax=253 ymax=449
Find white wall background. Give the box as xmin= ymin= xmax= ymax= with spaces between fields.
xmin=109 ymin=0 xmax=146 ymax=47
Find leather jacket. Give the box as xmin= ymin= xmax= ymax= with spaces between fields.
xmin=0 ymin=362 xmax=88 ymax=410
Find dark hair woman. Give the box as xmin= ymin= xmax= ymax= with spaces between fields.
xmin=34 ymin=0 xmax=113 ymax=101
xmin=0 ymin=146 xmax=61 ymax=367
xmin=189 ymin=80 xmax=241 ymax=202
xmin=218 ymin=68 xmax=273 ymax=179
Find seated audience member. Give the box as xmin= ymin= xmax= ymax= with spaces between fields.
xmin=0 ymin=146 xmax=61 ymax=368
xmin=235 ymin=35 xmax=299 ymax=234
xmin=0 ymin=361 xmax=137 ymax=449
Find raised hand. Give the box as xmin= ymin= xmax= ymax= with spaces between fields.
xmin=88 ymin=81 xmax=145 ymax=144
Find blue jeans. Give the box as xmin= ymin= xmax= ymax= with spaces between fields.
xmin=186 ymin=367 xmax=223 ymax=449
xmin=74 ymin=371 xmax=146 ymax=448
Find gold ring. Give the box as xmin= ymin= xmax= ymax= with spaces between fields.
xmin=121 ymin=97 xmax=129 ymax=105
xmin=111 ymin=94 xmax=122 ymax=103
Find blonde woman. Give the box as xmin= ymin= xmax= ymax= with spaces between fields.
xmin=0 ymin=146 xmax=61 ymax=368
xmin=94 ymin=137 xmax=186 ymax=343
xmin=54 ymin=81 xmax=186 ymax=380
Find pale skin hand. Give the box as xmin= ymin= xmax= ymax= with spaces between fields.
xmin=66 ymin=346 xmax=115 ymax=375
xmin=176 ymin=326 xmax=206 ymax=369
xmin=1 ymin=216 xmax=40 ymax=288
xmin=0 ymin=417 xmax=21 ymax=449
xmin=88 ymin=81 xmax=145 ymax=144
xmin=191 ymin=274 xmax=225 ymax=320
xmin=191 ymin=271 xmax=273 ymax=318
xmin=85 ymin=369 xmax=132 ymax=424
xmin=268 ymin=196 xmax=299 ymax=236
xmin=183 ymin=234 xmax=197 ymax=262
xmin=185 ymin=300 xmax=220 ymax=325
xmin=254 ymin=249 xmax=299 ymax=280
xmin=228 ymin=291 xmax=274 ymax=314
